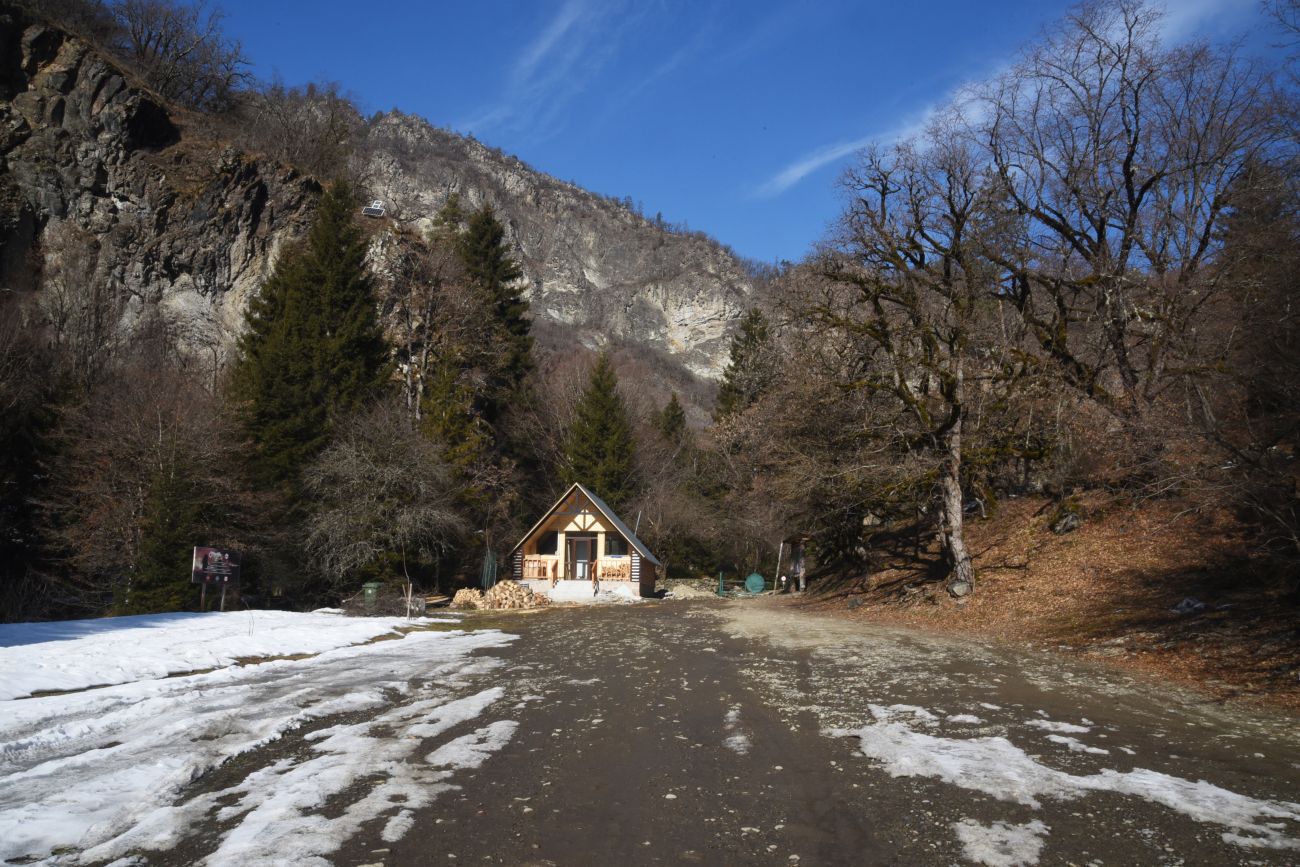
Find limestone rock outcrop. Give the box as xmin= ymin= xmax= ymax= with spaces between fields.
xmin=0 ymin=7 xmax=754 ymax=391
xmin=356 ymin=113 xmax=754 ymax=379
xmin=0 ymin=11 xmax=318 ymax=364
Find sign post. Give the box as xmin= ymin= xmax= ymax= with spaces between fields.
xmin=192 ymin=547 xmax=241 ymax=611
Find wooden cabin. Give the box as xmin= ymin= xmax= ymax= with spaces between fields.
xmin=509 ymin=483 xmax=661 ymax=600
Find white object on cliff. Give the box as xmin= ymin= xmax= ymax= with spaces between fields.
xmin=362 ymin=200 xmax=386 ymax=217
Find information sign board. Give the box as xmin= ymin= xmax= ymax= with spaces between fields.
xmin=192 ymin=547 xmax=241 ymax=585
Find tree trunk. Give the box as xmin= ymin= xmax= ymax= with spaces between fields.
xmin=940 ymin=364 xmax=975 ymax=596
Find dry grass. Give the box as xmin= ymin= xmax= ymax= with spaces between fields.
xmin=800 ymin=495 xmax=1300 ymax=711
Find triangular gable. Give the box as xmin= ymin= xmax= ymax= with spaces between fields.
xmin=508 ymin=482 xmax=662 ymax=567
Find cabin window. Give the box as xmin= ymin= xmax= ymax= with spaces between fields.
xmin=537 ymin=531 xmax=558 ymax=555
xmin=605 ymin=536 xmax=628 ymax=557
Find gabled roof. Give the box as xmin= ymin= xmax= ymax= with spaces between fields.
xmin=509 ymin=482 xmax=662 ymax=567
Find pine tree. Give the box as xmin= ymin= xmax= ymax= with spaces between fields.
xmin=418 ymin=202 xmax=534 ymax=502
xmin=432 ymin=192 xmax=465 ymax=241
xmin=422 ymin=361 xmax=491 ymax=474
xmin=121 ymin=467 xmax=201 ymax=614
xmin=457 ymin=204 xmax=532 ymax=405
xmin=657 ymin=393 xmax=687 ymax=444
xmin=564 ymin=354 xmax=637 ymax=512
xmin=714 ymin=309 xmax=777 ymax=421
xmin=231 ymin=181 xmax=390 ymax=489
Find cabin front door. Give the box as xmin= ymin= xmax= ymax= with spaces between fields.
xmin=567 ymin=535 xmax=595 ymax=580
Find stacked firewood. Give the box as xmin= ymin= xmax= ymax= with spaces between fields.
xmin=450 ymin=581 xmax=546 ymax=610
xmin=450 ymin=588 xmax=485 ymax=609
xmin=481 ymin=580 xmax=547 ymax=610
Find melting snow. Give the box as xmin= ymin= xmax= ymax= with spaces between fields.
xmin=724 ymin=704 xmax=751 ymax=754
xmin=953 ymin=818 xmax=1049 ymax=867
xmin=0 ymin=626 xmax=517 ymax=865
xmin=0 ymin=611 xmax=436 ymax=700
xmin=1024 ymin=719 xmax=1091 ymax=734
xmin=879 ymin=704 xmax=939 ymax=724
xmin=947 ymin=714 xmax=984 ymax=725
xmin=426 ymin=720 xmax=519 ymax=769
xmin=1046 ymin=734 xmax=1109 ymax=755
xmin=839 ymin=707 xmax=1300 ymax=851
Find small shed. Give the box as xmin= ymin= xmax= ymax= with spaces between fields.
xmin=509 ymin=483 xmax=661 ymax=600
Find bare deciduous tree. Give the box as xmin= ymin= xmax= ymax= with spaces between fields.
xmin=0 ymin=293 xmax=57 ymax=620
xmin=236 ymin=80 xmax=363 ymax=179
xmin=39 ymin=339 xmax=245 ymax=610
xmin=302 ymin=399 xmax=468 ymax=596
xmin=37 ymin=221 xmax=125 ymax=392
xmin=976 ymin=0 xmax=1278 ymax=420
xmin=811 ymin=127 xmax=1010 ymax=593
xmin=113 ymin=0 xmax=247 ymax=110
xmin=377 ymin=230 xmax=475 ymax=422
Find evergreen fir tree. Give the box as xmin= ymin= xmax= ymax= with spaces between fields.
xmin=657 ymin=392 xmax=687 ymax=444
xmin=418 ymin=202 xmax=535 ymax=507
xmin=422 ymin=361 xmax=491 ymax=474
xmin=231 ymin=181 xmax=390 ymax=489
xmin=432 ymin=192 xmax=465 ymax=241
xmin=120 ymin=467 xmax=201 ymax=614
xmin=457 ymin=204 xmax=532 ymax=404
xmin=714 ymin=309 xmax=777 ymax=421
xmin=564 ymin=354 xmax=637 ymax=511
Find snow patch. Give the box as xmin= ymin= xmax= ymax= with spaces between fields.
xmin=0 ymin=629 xmax=515 ymax=865
xmin=200 ymin=691 xmax=514 ymax=866
xmin=1045 ymin=734 xmax=1109 ymax=755
xmin=874 ymin=704 xmax=939 ymax=724
xmin=426 ymin=720 xmax=518 ymax=769
xmin=0 ymin=611 xmax=432 ymax=700
xmin=382 ymin=810 xmax=415 ymax=843
xmin=838 ymin=708 xmax=1300 ymax=851
xmin=1024 ymin=719 xmax=1090 ymax=734
xmin=724 ymin=704 xmax=751 ymax=754
xmin=953 ymin=818 xmax=1049 ymax=867
xmin=947 ymin=714 xmax=984 ymax=725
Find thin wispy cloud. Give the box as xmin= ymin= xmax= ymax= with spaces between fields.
xmin=751 ymin=112 xmax=931 ymax=199
xmin=1158 ymin=0 xmax=1252 ymax=41
xmin=716 ymin=3 xmax=808 ymax=68
xmin=752 ymin=0 xmax=1258 ymax=200
xmin=592 ymin=10 xmax=719 ymax=126
xmin=460 ymin=0 xmax=632 ymax=143
xmin=512 ymin=0 xmax=586 ymax=86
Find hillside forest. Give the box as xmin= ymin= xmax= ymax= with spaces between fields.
xmin=2 ymin=0 xmax=1299 ymax=625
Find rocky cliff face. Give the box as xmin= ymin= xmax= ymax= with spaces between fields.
xmin=356 ymin=114 xmax=754 ymax=380
xmin=0 ymin=9 xmax=753 ymax=388
xmin=0 ymin=12 xmax=319 ymax=363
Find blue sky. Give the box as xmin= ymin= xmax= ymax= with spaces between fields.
xmin=219 ymin=0 xmax=1268 ymax=264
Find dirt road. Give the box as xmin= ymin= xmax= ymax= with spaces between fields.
xmin=51 ymin=599 xmax=1300 ymax=866
xmin=339 ymin=599 xmax=1298 ymax=866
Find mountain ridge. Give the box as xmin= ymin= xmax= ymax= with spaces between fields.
xmin=356 ymin=109 xmax=756 ymax=380
xmin=0 ymin=6 xmax=756 ymax=405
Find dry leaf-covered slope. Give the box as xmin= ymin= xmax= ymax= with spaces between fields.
xmin=802 ymin=496 xmax=1300 ymax=710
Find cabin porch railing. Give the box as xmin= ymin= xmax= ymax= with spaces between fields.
xmin=522 ymin=555 xmax=631 ymax=581
xmin=596 ymin=558 xmax=631 ymax=580
xmin=522 ymin=556 xmax=559 ymax=579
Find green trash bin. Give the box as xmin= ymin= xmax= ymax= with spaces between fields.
xmin=362 ymin=582 xmax=382 ymax=613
